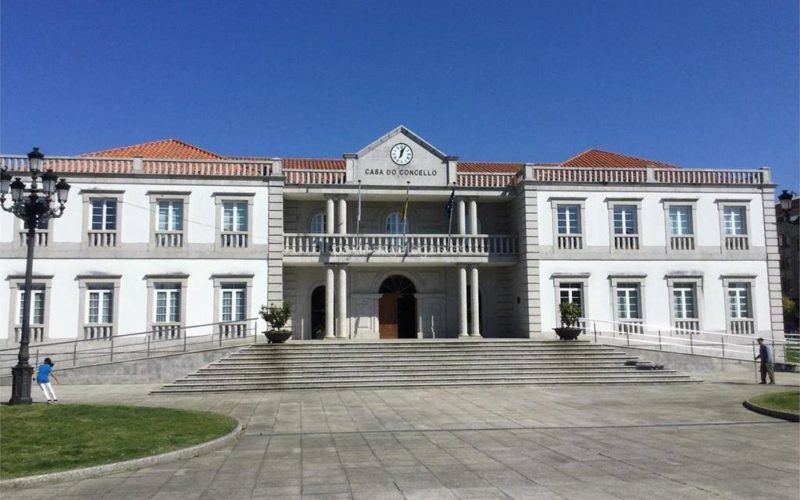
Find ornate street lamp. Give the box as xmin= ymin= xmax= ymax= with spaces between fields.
xmin=778 ymin=190 xmax=794 ymax=212
xmin=0 ymin=148 xmax=70 ymax=405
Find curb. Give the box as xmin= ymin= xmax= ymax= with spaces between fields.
xmin=742 ymin=400 xmax=799 ymax=423
xmin=0 ymin=419 xmax=242 ymax=489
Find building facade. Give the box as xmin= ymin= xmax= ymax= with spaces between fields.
xmin=0 ymin=126 xmax=786 ymax=345
xmin=776 ymin=194 xmax=799 ymax=332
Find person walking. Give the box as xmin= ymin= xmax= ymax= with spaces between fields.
xmin=35 ymin=357 xmax=59 ymax=403
xmin=755 ymin=338 xmax=775 ymax=385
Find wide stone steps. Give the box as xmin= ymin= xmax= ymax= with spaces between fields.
xmin=155 ymin=340 xmax=696 ymax=393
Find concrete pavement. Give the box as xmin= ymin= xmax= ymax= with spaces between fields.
xmin=2 ymin=374 xmax=798 ymax=499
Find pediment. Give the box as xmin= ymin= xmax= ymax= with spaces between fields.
xmin=350 ymin=126 xmax=452 ymax=187
xmin=355 ymin=125 xmax=448 ymax=160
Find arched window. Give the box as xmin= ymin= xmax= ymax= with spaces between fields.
xmin=465 ymin=217 xmax=482 ymax=234
xmin=385 ymin=212 xmax=405 ymax=234
xmin=310 ymin=212 xmax=326 ymax=234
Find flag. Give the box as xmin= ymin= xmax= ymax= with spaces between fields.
xmin=356 ymin=180 xmax=362 ymax=236
xmin=402 ymin=182 xmax=410 ymax=234
xmin=445 ymin=187 xmax=455 ymax=235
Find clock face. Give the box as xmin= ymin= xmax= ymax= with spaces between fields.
xmin=390 ymin=143 xmax=413 ymax=165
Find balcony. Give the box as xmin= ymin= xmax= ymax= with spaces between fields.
xmin=729 ymin=319 xmax=755 ymax=335
xmin=557 ymin=234 xmax=583 ymax=250
xmin=220 ymin=232 xmax=248 ymax=248
xmin=18 ymin=230 xmax=49 ymax=247
xmin=155 ymin=231 xmax=184 ymax=248
xmin=152 ymin=323 xmax=182 ymax=339
xmin=14 ymin=326 xmax=45 ymax=343
xmin=88 ymin=230 xmax=117 ymax=247
xmin=284 ymin=233 xmax=518 ymax=259
xmin=218 ymin=321 xmax=249 ymax=338
xmin=670 ymin=235 xmax=695 ymax=251
xmin=613 ymin=234 xmax=640 ymax=250
xmin=84 ymin=324 xmax=114 ymax=340
xmin=674 ymin=319 xmax=700 ymax=334
xmin=724 ymin=235 xmax=749 ymax=251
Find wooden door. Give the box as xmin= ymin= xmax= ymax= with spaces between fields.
xmin=379 ymin=293 xmax=398 ymax=339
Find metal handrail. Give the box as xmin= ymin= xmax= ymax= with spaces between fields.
xmin=583 ymin=318 xmax=796 ymax=365
xmin=0 ymin=318 xmax=262 ymax=371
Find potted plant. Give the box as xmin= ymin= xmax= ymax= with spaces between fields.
xmin=554 ymin=302 xmax=583 ymax=340
xmin=260 ymin=302 xmax=293 ymax=343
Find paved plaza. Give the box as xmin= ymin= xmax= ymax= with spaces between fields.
xmin=2 ymin=372 xmax=799 ymax=499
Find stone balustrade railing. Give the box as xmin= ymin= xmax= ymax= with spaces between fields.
xmin=283 ymin=233 xmax=518 ymax=256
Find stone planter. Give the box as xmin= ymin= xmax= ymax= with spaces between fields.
xmin=553 ymin=327 xmax=582 ymax=340
xmin=264 ymin=330 xmax=292 ymax=344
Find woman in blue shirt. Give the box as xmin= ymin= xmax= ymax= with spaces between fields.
xmin=35 ymin=358 xmax=59 ymax=403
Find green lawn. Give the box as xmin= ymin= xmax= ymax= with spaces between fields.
xmin=0 ymin=404 xmax=237 ymax=479
xmin=786 ymin=346 xmax=800 ymax=364
xmin=750 ymin=391 xmax=800 ymax=415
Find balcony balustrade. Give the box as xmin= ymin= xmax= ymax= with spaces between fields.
xmin=724 ymin=235 xmax=749 ymax=251
xmin=152 ymin=323 xmax=182 ymax=339
xmin=557 ymin=234 xmax=583 ymax=250
xmin=218 ymin=322 xmax=249 ymax=338
xmin=615 ymin=319 xmax=644 ymax=334
xmin=729 ymin=319 xmax=755 ymax=335
xmin=155 ymin=231 xmax=184 ymax=248
xmin=670 ymin=235 xmax=695 ymax=251
xmin=220 ymin=232 xmax=248 ymax=248
xmin=674 ymin=319 xmax=700 ymax=334
xmin=84 ymin=324 xmax=114 ymax=340
xmin=88 ymin=230 xmax=117 ymax=247
xmin=18 ymin=230 xmax=49 ymax=247
xmin=613 ymin=234 xmax=640 ymax=250
xmin=14 ymin=326 xmax=45 ymax=343
xmin=283 ymin=233 xmax=518 ymax=257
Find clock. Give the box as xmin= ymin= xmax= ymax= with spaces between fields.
xmin=390 ymin=143 xmax=413 ymax=165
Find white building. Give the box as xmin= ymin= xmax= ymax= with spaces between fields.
xmin=0 ymin=127 xmax=785 ymax=346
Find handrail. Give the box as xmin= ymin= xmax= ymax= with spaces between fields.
xmin=0 ymin=318 xmax=263 ymax=372
xmin=583 ymin=318 xmax=795 ymax=365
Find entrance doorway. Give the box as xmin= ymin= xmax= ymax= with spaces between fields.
xmin=310 ymin=286 xmax=325 ymax=339
xmin=378 ymin=275 xmax=417 ymax=339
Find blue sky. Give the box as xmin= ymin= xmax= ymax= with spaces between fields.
xmin=1 ymin=1 xmax=797 ymax=191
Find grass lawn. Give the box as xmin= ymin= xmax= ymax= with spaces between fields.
xmin=750 ymin=391 xmax=800 ymax=415
xmin=0 ymin=404 xmax=237 ymax=479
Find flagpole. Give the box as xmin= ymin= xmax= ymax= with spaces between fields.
xmin=356 ymin=180 xmax=361 ymax=238
xmin=403 ymin=181 xmax=410 ymax=253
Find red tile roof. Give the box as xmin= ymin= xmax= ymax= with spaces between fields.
xmin=83 ymin=139 xmax=224 ymax=159
xmin=283 ymin=158 xmax=346 ymax=170
xmin=457 ymin=162 xmax=524 ymax=173
xmin=560 ymin=149 xmax=677 ymax=169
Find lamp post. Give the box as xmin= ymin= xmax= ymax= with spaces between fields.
xmin=0 ymin=148 xmax=70 ymax=405
xmin=778 ymin=190 xmax=794 ymax=222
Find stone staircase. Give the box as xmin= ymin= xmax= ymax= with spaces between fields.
xmin=153 ymin=340 xmax=697 ymax=393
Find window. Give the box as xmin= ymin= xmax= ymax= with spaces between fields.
xmin=386 ymin=212 xmax=405 ymax=234
xmin=222 ymin=201 xmax=248 ymax=232
xmin=559 ymin=283 xmax=583 ymax=312
xmin=668 ymin=206 xmax=693 ymax=235
xmin=18 ymin=288 xmax=46 ymax=325
xmin=613 ymin=205 xmax=638 ymax=235
xmin=221 ymin=285 xmax=247 ymax=322
xmin=87 ymin=286 xmax=114 ymax=324
xmin=154 ymin=284 xmax=181 ymax=323
xmin=557 ymin=205 xmax=581 ymax=235
xmin=157 ymin=200 xmax=184 ymax=232
xmin=723 ymin=206 xmax=746 ymax=235
xmin=616 ymin=284 xmax=641 ymax=320
xmin=672 ymin=284 xmax=697 ymax=320
xmin=310 ymin=212 xmax=326 ymax=233
xmin=728 ymin=283 xmax=751 ymax=319
xmin=91 ymin=199 xmax=117 ymax=231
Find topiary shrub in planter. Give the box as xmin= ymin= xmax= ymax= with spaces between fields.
xmin=260 ymin=302 xmax=292 ymax=343
xmin=554 ymin=302 xmax=583 ymax=340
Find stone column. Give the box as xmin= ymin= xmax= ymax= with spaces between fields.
xmin=337 ymin=267 xmax=348 ymax=338
xmin=457 ymin=199 xmax=466 ymax=234
xmin=470 ymin=267 xmax=481 ymax=337
xmin=326 ymin=197 xmax=335 ymax=235
xmin=468 ymin=199 xmax=478 ymax=235
xmin=458 ymin=267 xmax=469 ymax=337
xmin=324 ymin=267 xmax=335 ymax=339
xmin=337 ymin=198 xmax=347 ymax=234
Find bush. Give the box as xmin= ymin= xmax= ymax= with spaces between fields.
xmin=559 ymin=302 xmax=582 ymax=328
xmin=260 ymin=302 xmax=292 ymax=331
